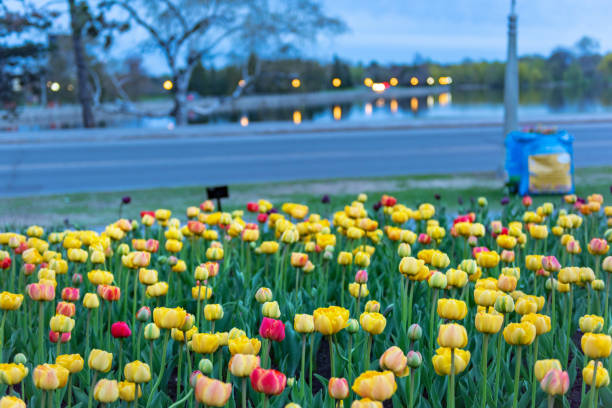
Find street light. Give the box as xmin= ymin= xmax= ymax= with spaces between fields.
xmin=364 ymin=77 xmax=373 ymax=87
xmin=503 ymin=0 xmax=519 ymax=137
xmin=291 ymin=78 xmax=301 ymax=88
xmin=163 ymin=80 xmax=174 ymax=90
xmin=50 ymin=82 xmax=60 ymax=92
xmin=410 ymin=77 xmax=419 ymax=86
xmin=389 ymin=77 xmax=398 ymax=86
xmin=426 ymin=77 xmax=435 ymax=85
xmin=332 ymin=78 xmax=342 ymax=87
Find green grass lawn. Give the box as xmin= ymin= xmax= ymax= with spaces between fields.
xmin=2 ymin=166 xmax=610 ymax=228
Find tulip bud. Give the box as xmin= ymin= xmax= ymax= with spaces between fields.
xmin=407 ymin=324 xmax=422 ymax=341
xmin=494 ymin=294 xmax=515 ymax=314
xmin=428 ymin=271 xmax=447 ymax=289
xmin=347 ymin=318 xmax=360 ymax=334
xmin=143 ymin=323 xmax=160 ymax=340
xmin=592 ymin=279 xmax=605 ymax=291
xmin=406 ymin=350 xmax=423 ymax=368
xmin=262 ymin=301 xmax=281 ymax=319
xmin=328 ymin=377 xmax=349 ymax=400
xmin=355 ymin=270 xmax=368 ymax=284
xmin=397 ymin=243 xmax=411 ymax=257
xmin=198 ymin=358 xmax=213 ymax=375
xmin=287 ymin=377 xmax=295 ymax=388
xmin=540 ymin=369 xmax=569 ymax=396
xmin=365 ymin=300 xmax=380 ymax=313
xmin=255 ymin=287 xmax=273 ymax=303
xmin=13 ymin=353 xmax=27 ymax=365
xmin=71 ymin=273 xmax=83 ymax=285
xmin=204 ymin=304 xmax=223 ymax=321
xmin=136 ymin=306 xmax=151 ymax=322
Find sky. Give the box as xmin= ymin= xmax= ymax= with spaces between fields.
xmin=12 ymin=0 xmax=612 ymax=74
xmin=314 ymin=0 xmax=612 ymax=65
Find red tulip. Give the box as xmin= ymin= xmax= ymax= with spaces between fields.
xmin=144 ymin=239 xmax=159 ymax=253
xmin=259 ymin=317 xmax=285 ymax=342
xmin=56 ymin=301 xmax=76 ymax=317
xmin=202 ymin=262 xmax=219 ymax=278
xmin=27 ymin=283 xmax=55 ymax=301
xmin=0 ymin=257 xmax=10 ymax=269
xmin=257 ymin=213 xmax=268 ymax=223
xmin=472 ymin=246 xmax=489 ymax=259
xmin=188 ymin=221 xmax=206 ymax=235
xmin=417 ymin=233 xmax=431 ymax=245
xmin=14 ymin=242 xmax=28 ymax=255
xmin=380 ymin=195 xmax=397 ymax=207
xmin=49 ymin=330 xmax=71 ymax=344
xmin=522 ymin=195 xmax=532 ymax=207
xmin=111 ymin=322 xmax=131 ymax=338
xmin=140 ymin=211 xmax=155 ymax=218
xmin=61 ymin=287 xmax=80 ymax=302
xmin=22 ymin=263 xmax=36 ymax=276
xmin=542 ymin=256 xmax=561 ymax=273
xmin=250 ymin=367 xmax=286 ymax=396
xmin=97 ymin=285 xmax=121 ymax=301
xmin=247 ymin=202 xmax=259 ymax=213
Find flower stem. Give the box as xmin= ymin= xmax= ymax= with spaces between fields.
xmin=146 ymin=330 xmax=170 ymax=407
xmin=429 ymin=289 xmax=439 ymax=357
xmin=0 ymin=311 xmax=6 ymax=363
xmin=590 ymin=359 xmax=599 ymax=408
xmin=480 ymin=334 xmax=489 ymax=408
xmin=300 ymin=334 xmax=306 ymax=394
xmin=493 ymin=315 xmax=505 ymax=408
xmin=531 ymin=337 xmax=539 ymax=408
xmin=449 ymin=348 xmax=456 ymax=408
xmin=242 ymin=377 xmax=247 ymax=408
xmin=409 ymin=371 xmax=415 ymax=408
xmin=565 ymin=287 xmax=573 ymax=368
xmin=364 ymin=334 xmax=372 ymax=371
xmin=87 ymin=372 xmax=98 ymax=408
xmin=512 ymin=346 xmax=523 ymax=408
xmin=38 ymin=302 xmax=44 ymax=363
xmin=67 ymin=375 xmax=73 ymax=408
xmin=605 ymin=273 xmax=610 ymax=328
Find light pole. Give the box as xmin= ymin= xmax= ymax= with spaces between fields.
xmin=503 ymin=0 xmax=519 ymax=137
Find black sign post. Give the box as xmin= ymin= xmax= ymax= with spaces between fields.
xmin=206 ymin=186 xmax=229 ymax=212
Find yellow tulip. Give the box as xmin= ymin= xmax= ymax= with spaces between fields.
xmin=582 ymin=360 xmax=610 ymax=388
xmin=534 ymin=359 xmax=562 ymax=382
xmin=314 ymin=306 xmax=349 ymax=336
xmin=191 ymin=333 xmax=220 ymax=354
xmin=520 ymin=313 xmax=551 ymax=336
xmin=153 ymin=307 xmax=187 ymax=329
xmin=503 ymin=322 xmax=536 ymax=345
xmin=437 ymin=299 xmax=468 ymax=320
xmin=475 ymin=311 xmax=504 ymax=334
xmin=432 ymin=347 xmax=471 ymax=376
xmin=581 ymin=333 xmax=612 ymax=359
xmin=437 ymin=323 xmax=468 ymax=349
xmin=359 ymin=312 xmax=387 ymax=335
xmin=88 ymin=349 xmax=113 ymax=373
xmin=228 ymin=336 xmax=261 ymax=355
xmin=352 ymin=370 xmax=397 ymax=401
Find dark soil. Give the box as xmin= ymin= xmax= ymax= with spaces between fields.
xmin=568 ymin=330 xmax=584 ymax=408
xmin=313 ymin=337 xmax=331 ymax=395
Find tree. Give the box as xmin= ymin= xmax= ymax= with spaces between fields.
xmin=0 ymin=1 xmax=52 ymax=114
xmin=100 ymin=0 xmax=345 ymax=125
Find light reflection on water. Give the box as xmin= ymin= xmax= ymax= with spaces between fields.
xmin=193 ymin=87 xmax=612 ymax=127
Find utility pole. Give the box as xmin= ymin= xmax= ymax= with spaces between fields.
xmin=503 ymin=0 xmax=519 ymax=137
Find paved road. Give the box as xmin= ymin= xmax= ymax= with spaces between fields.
xmin=1 ymin=122 xmax=611 ymax=197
